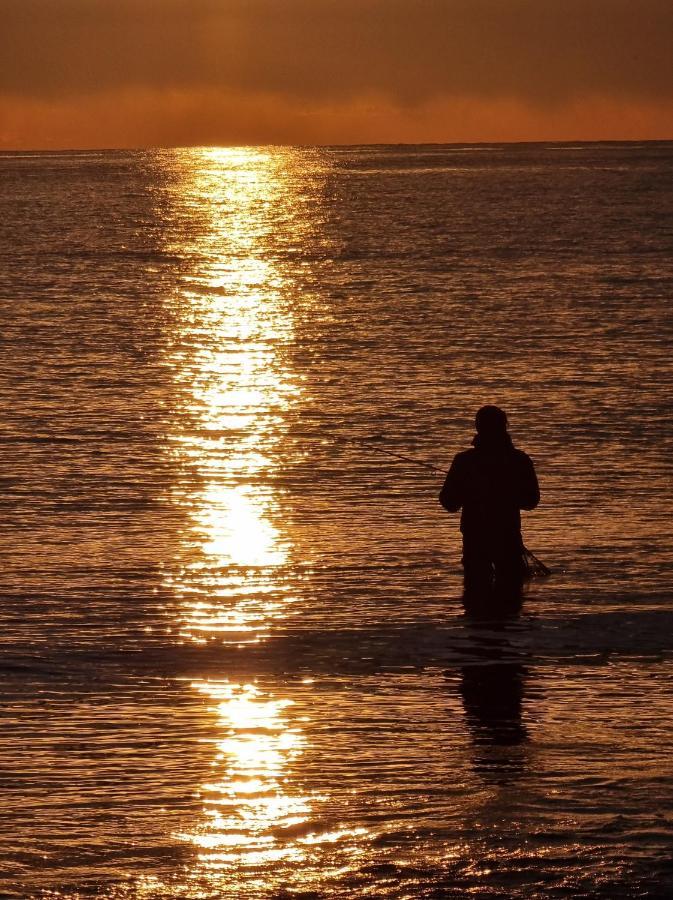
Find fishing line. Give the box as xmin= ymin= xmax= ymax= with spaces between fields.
xmin=327 ymin=433 xmax=446 ymax=475
xmin=297 ymin=428 xmax=550 ymax=577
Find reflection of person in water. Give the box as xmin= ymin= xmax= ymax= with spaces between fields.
xmin=439 ymin=406 xmax=540 ymax=597
xmin=459 ymin=657 xmax=529 ymax=781
xmin=454 ymin=624 xmax=533 ymax=782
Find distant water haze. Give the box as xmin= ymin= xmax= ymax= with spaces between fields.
xmin=1 ymin=144 xmax=672 ymax=897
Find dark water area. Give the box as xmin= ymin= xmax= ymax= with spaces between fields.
xmin=1 ymin=143 xmax=672 ymax=897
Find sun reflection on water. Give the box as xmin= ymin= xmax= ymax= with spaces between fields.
xmin=161 ymin=148 xmax=328 ymax=891
xmin=167 ymin=679 xmax=372 ymax=898
xmin=182 ymin=680 xmax=311 ymax=870
xmin=165 ymin=147 xmax=302 ymax=645
xmin=159 ymin=149 xmax=372 ymax=894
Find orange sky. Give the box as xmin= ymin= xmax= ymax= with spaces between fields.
xmin=2 ymin=0 xmax=672 ymax=148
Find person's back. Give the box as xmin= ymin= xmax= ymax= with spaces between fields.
xmin=439 ymin=406 xmax=539 ymax=592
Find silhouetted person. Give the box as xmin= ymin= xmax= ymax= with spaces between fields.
xmin=439 ymin=406 xmax=539 ymax=597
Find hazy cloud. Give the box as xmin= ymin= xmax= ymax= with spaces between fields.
xmin=1 ymin=1 xmax=672 ymax=146
xmin=3 ymin=0 xmax=673 ymax=103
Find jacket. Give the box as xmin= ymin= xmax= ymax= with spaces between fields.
xmin=439 ymin=433 xmax=539 ymax=535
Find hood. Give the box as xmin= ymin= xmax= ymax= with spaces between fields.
xmin=472 ymin=431 xmax=514 ymax=452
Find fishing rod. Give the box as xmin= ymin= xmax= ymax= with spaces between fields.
xmin=303 ymin=429 xmax=551 ymax=577
xmin=328 ymin=433 xmax=446 ymax=476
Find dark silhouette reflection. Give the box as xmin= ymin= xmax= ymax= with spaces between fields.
xmin=452 ymin=605 xmax=536 ymax=783
xmin=440 ymin=405 xmax=540 ymax=595
xmin=459 ymin=656 xmax=529 ymax=782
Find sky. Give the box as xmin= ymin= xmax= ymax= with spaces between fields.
xmin=2 ymin=0 xmax=672 ymax=148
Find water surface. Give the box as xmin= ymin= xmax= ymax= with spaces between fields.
xmin=1 ymin=143 xmax=672 ymax=898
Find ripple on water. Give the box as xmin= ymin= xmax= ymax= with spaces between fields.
xmin=0 ymin=144 xmax=672 ymax=897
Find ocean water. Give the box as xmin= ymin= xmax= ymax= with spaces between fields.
xmin=1 ymin=143 xmax=672 ymax=898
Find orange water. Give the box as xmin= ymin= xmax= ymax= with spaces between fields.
xmin=1 ymin=144 xmax=672 ymax=898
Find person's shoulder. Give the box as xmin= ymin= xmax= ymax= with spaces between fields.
xmin=452 ymin=447 xmax=477 ymax=465
xmin=512 ymin=447 xmax=535 ymax=464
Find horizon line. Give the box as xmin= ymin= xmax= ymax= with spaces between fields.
xmin=2 ymin=137 xmax=673 ymax=154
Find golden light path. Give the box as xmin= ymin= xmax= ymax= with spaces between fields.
xmin=167 ymin=147 xmax=300 ymax=647
xmin=184 ymin=681 xmax=310 ymax=867
xmin=156 ymin=149 xmax=367 ymax=892
xmin=170 ymin=147 xmax=306 ymax=875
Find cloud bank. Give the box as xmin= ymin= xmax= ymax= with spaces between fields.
xmin=2 ymin=0 xmax=672 ymax=147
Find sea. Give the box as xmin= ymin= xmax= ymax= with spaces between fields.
xmin=1 ymin=143 xmax=672 ymax=899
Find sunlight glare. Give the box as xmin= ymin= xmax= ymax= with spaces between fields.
xmin=165 ymin=147 xmax=301 ymax=644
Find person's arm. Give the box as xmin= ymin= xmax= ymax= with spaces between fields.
xmin=519 ymin=454 xmax=540 ymax=510
xmin=439 ymin=455 xmax=464 ymax=512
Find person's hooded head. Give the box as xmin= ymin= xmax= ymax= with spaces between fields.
xmin=474 ymin=405 xmax=511 ymax=448
xmin=475 ymin=405 xmax=507 ymax=435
